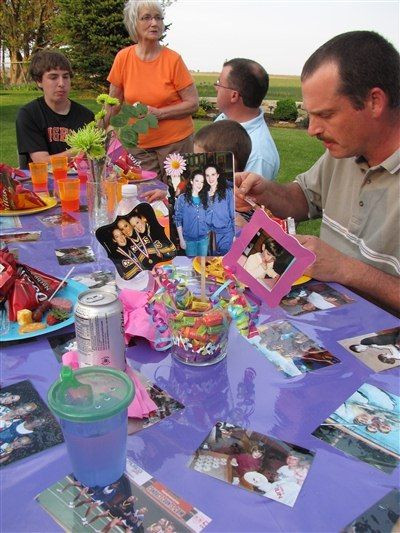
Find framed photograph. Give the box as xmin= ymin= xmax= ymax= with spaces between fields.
xmin=188 ymin=421 xmax=315 ymax=508
xmin=223 ymin=209 xmax=316 ymax=307
xmin=96 ymin=203 xmax=176 ymax=281
xmin=164 ymin=151 xmax=235 ymax=257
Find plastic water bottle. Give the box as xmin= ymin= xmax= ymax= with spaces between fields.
xmin=114 ymin=184 xmax=151 ymax=291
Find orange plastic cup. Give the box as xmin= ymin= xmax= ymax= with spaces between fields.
xmin=58 ymin=178 xmax=80 ymax=212
xmin=29 ymin=162 xmax=48 ymax=193
xmin=51 ymin=155 xmax=68 ymax=181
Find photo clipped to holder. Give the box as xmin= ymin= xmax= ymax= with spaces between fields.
xmin=163 ymin=151 xmax=235 ymax=257
xmin=95 ymin=202 xmax=176 ymax=281
xmin=223 ymin=209 xmax=316 ymax=307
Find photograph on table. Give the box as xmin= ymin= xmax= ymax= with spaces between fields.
xmin=342 ymin=488 xmax=400 ymax=533
xmin=0 ymin=380 xmax=64 ymax=467
xmin=37 ymin=458 xmax=211 ymax=532
xmin=72 ymin=270 xmax=116 ymax=291
xmin=38 ymin=212 xmax=78 ymax=227
xmin=312 ymin=382 xmax=400 ymax=473
xmin=55 ymin=246 xmax=96 ymax=265
xmin=0 ymin=230 xmax=41 ymax=244
xmin=188 ymin=421 xmax=315 ymax=507
xmin=47 ymin=331 xmax=77 ymax=362
xmin=163 ymin=151 xmax=235 ymax=257
xmin=246 ymin=320 xmax=341 ymax=378
xmin=223 ymin=209 xmax=315 ymax=307
xmin=338 ymin=327 xmax=400 ymax=372
xmin=1 ymin=216 xmax=22 ymax=230
xmin=96 ymin=202 xmax=176 ymax=281
xmin=280 ymin=281 xmax=355 ymax=316
xmin=128 ymin=372 xmax=184 ymax=435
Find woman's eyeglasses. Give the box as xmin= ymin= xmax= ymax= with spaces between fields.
xmin=139 ymin=14 xmax=164 ymax=22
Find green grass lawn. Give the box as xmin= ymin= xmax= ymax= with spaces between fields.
xmin=193 ymin=73 xmax=302 ymax=101
xmin=0 ymin=88 xmax=323 ymax=235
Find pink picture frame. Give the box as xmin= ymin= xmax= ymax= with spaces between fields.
xmin=223 ymin=209 xmax=316 ymax=307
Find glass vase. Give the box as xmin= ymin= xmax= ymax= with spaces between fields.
xmin=86 ymin=158 xmax=117 ymax=234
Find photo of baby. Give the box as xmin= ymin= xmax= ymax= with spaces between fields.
xmin=188 ymin=421 xmax=314 ymax=508
xmin=238 ymin=230 xmax=294 ymax=291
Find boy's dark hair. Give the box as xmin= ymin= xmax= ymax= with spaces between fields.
xmin=301 ymin=31 xmax=400 ymax=110
xmin=29 ymin=50 xmax=73 ymax=82
xmin=224 ymin=58 xmax=269 ymax=108
xmin=194 ymin=120 xmax=252 ymax=172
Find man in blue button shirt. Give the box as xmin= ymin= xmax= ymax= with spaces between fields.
xmin=214 ymin=58 xmax=280 ymax=180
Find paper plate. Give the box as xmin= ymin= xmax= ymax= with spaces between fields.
xmin=126 ymin=170 xmax=158 ymax=183
xmin=1 ymin=279 xmax=87 ymax=343
xmin=0 ymin=196 xmax=57 ymax=216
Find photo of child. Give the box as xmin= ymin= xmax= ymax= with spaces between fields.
xmin=238 ymin=229 xmax=294 ymax=291
xmin=165 ymin=151 xmax=235 ymax=258
xmin=188 ymin=421 xmax=314 ymax=508
xmin=96 ymin=202 xmax=176 ymax=281
xmin=312 ymin=383 xmax=400 ymax=473
xmin=247 ymin=320 xmax=340 ymax=378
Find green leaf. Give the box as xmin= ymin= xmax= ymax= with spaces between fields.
xmin=119 ymin=126 xmax=138 ymax=149
xmin=147 ymin=114 xmax=158 ymax=128
xmin=110 ymin=113 xmax=127 ymax=128
xmin=135 ymin=103 xmax=148 ymax=116
xmin=123 ymin=106 xmax=140 ymax=118
xmin=132 ymin=118 xmax=150 ymax=134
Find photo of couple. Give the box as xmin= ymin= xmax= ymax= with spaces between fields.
xmin=96 ymin=203 xmax=176 ymax=281
xmin=238 ymin=230 xmax=295 ymax=291
xmin=189 ymin=421 xmax=314 ymax=508
xmin=167 ymin=152 xmax=235 ymax=257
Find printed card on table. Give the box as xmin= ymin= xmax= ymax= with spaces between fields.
xmin=0 ymin=216 xmax=22 ymax=230
xmin=38 ymin=212 xmax=78 ymax=227
xmin=246 ymin=320 xmax=340 ymax=378
xmin=280 ymin=281 xmax=354 ymax=316
xmin=55 ymin=246 xmax=95 ymax=265
xmin=341 ymin=488 xmax=400 ymax=533
xmin=128 ymin=372 xmax=184 ymax=435
xmin=188 ymin=422 xmax=315 ymax=508
xmin=312 ymin=382 xmax=400 ymax=473
xmin=72 ymin=270 xmax=116 ymax=291
xmin=164 ymin=151 xmax=235 ymax=258
xmin=0 ymin=230 xmax=41 ymax=244
xmin=36 ymin=458 xmax=211 ymax=532
xmin=338 ymin=327 xmax=400 ymax=372
xmin=223 ymin=209 xmax=315 ymax=307
xmin=0 ymin=380 xmax=63 ymax=467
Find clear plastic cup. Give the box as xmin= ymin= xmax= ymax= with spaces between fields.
xmin=48 ymin=366 xmax=134 ymax=487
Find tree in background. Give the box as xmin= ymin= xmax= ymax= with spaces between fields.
xmin=53 ymin=0 xmax=176 ymax=89
xmin=0 ymin=0 xmax=56 ymax=84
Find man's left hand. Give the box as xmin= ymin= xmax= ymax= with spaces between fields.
xmin=296 ymin=235 xmax=347 ymax=283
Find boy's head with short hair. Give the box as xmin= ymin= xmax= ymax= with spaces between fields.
xmin=194 ymin=120 xmax=252 ymax=172
xmin=29 ymin=50 xmax=73 ymax=83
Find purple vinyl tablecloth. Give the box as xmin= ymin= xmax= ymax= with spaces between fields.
xmin=1 ymin=181 xmax=399 ymax=532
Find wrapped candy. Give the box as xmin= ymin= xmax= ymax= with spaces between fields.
xmin=0 ymin=168 xmax=46 ymax=211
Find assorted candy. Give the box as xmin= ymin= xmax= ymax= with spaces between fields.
xmin=149 ymin=264 xmax=261 ymax=365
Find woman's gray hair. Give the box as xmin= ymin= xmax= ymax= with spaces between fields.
xmin=123 ymin=0 xmax=164 ymax=43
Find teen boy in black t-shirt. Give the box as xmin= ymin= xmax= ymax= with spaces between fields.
xmin=16 ymin=50 xmax=94 ymax=169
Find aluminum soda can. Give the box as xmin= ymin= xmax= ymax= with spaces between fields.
xmin=74 ymin=290 xmax=126 ymax=370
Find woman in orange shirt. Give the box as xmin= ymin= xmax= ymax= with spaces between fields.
xmin=107 ymin=0 xmax=199 ymax=201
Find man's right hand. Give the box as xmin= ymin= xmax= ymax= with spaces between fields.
xmin=235 ymin=172 xmax=268 ymax=211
